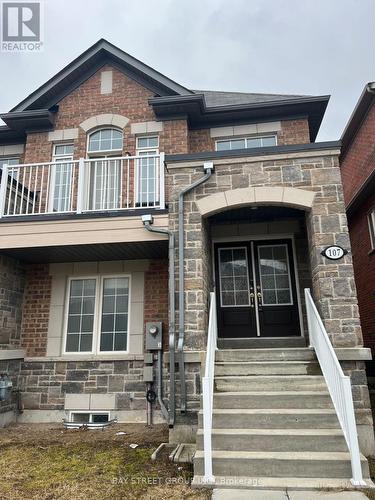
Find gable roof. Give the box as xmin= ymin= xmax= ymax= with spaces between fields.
xmin=10 ymin=38 xmax=193 ymax=112
xmin=0 ymin=39 xmax=329 ymax=144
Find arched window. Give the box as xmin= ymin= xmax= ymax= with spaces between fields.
xmin=87 ymin=128 xmax=123 ymax=210
xmin=87 ymin=128 xmax=123 ymax=155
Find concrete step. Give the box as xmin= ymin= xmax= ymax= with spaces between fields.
xmin=191 ymin=475 xmax=375 ymax=490
xmin=198 ymin=409 xmax=340 ymax=429
xmin=216 ymin=348 xmax=316 ymax=362
xmin=215 ymin=375 xmax=327 ymax=392
xmin=193 ymin=450 xmax=369 ymax=478
xmin=196 ymin=428 xmax=347 ymax=452
xmin=212 ymin=391 xmax=333 ymax=409
xmin=217 ymin=338 xmax=307 ymax=349
xmin=215 ymin=361 xmax=321 ymax=376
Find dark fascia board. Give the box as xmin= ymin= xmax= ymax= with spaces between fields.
xmin=340 ymin=82 xmax=375 ymax=158
xmin=165 ymin=140 xmax=341 ymax=163
xmin=10 ymin=38 xmax=192 ymax=112
xmin=0 ymin=125 xmax=25 ymax=144
xmin=346 ymin=168 xmax=375 ymax=217
xmin=150 ymin=95 xmax=330 ymax=142
xmin=0 ymin=109 xmax=55 ymax=132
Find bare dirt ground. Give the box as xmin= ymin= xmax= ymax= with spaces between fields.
xmin=0 ymin=423 xmax=211 ymax=500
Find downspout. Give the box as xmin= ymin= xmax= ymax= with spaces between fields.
xmin=178 ymin=162 xmax=214 ymax=412
xmin=142 ymin=215 xmax=176 ymax=427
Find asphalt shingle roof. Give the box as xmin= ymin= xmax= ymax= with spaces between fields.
xmin=193 ymin=89 xmax=311 ymax=108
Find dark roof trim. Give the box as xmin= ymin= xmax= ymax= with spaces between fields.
xmin=151 ymin=95 xmax=330 ymax=141
xmin=1 ymin=109 xmax=55 ymax=132
xmin=10 ymin=39 xmax=192 ymax=112
xmin=341 ymin=82 xmax=375 ymax=158
xmin=346 ymin=167 xmax=375 ymax=217
xmin=165 ymin=140 xmax=341 ymax=164
xmin=0 ymin=125 xmax=25 ymax=144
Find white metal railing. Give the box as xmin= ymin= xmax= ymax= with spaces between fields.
xmin=0 ymin=153 xmax=165 ymax=217
xmin=305 ymin=288 xmax=365 ymax=486
xmin=202 ymin=291 xmax=218 ymax=484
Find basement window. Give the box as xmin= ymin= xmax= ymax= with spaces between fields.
xmin=70 ymin=412 xmax=110 ymax=423
xmin=216 ymin=135 xmax=277 ymax=151
xmin=369 ymin=209 xmax=375 ymax=250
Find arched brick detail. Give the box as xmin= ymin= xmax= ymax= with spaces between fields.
xmin=79 ymin=113 xmax=130 ymax=132
xmin=196 ymin=186 xmax=316 ymax=217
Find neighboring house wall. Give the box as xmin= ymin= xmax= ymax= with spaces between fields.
xmin=348 ymin=191 xmax=375 ymax=354
xmin=340 ymin=100 xmax=375 ymax=356
xmin=340 ymin=101 xmax=375 ymax=204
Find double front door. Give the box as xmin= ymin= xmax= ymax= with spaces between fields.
xmin=214 ymin=239 xmax=300 ymax=338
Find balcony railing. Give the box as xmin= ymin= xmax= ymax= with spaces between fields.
xmin=0 ymin=153 xmax=165 ymax=218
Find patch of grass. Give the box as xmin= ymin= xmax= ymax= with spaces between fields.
xmin=0 ymin=424 xmax=210 ymax=500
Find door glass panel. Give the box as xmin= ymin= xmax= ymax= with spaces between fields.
xmin=258 ymin=245 xmax=292 ymax=305
xmin=218 ymin=247 xmax=250 ymax=307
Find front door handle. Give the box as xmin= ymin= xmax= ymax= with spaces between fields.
xmin=249 ymin=291 xmax=255 ymax=308
xmin=256 ymin=286 xmax=263 ymax=309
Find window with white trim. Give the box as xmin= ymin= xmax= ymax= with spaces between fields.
xmin=216 ymin=135 xmax=277 ymax=151
xmin=369 ymin=209 xmax=375 ymax=250
xmin=0 ymin=157 xmax=19 ymax=180
xmin=70 ymin=411 xmax=110 ymax=423
xmin=87 ymin=128 xmax=123 ymax=210
xmin=51 ymin=143 xmax=74 ymax=212
xmin=64 ymin=275 xmax=130 ymax=354
xmin=136 ymin=135 xmax=159 ymax=206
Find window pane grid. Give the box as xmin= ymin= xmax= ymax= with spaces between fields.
xmin=100 ymin=277 xmax=129 ymax=352
xmin=258 ymin=245 xmax=292 ymax=305
xmin=66 ymin=279 xmax=96 ymax=352
xmin=88 ymin=129 xmax=123 ymax=153
xmin=219 ymin=248 xmax=250 ymax=307
xmin=216 ymin=135 xmax=277 ymax=151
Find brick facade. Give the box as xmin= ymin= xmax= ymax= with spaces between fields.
xmin=20 ymin=264 xmax=51 ymax=357
xmin=348 ymin=191 xmax=375 ymax=354
xmin=340 ymin=101 xmax=375 ymax=205
xmin=144 ymin=259 xmax=169 ymax=349
xmin=340 ymin=99 xmax=375 ymax=356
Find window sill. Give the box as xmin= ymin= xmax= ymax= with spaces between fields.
xmin=24 ymin=354 xmax=144 ymax=362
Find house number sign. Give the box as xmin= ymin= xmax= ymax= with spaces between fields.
xmin=321 ymin=245 xmax=348 ymax=261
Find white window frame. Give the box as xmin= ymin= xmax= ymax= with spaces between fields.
xmin=87 ymin=128 xmax=123 ymax=157
xmin=215 ymin=134 xmax=277 ymax=151
xmin=135 ymin=135 xmax=159 ymax=205
xmin=257 ymin=243 xmax=293 ymax=307
xmin=62 ymin=274 xmax=131 ymax=355
xmin=69 ymin=411 xmax=110 ymax=423
xmin=368 ymin=209 xmax=375 ymax=250
xmin=49 ymin=143 xmax=74 ymax=212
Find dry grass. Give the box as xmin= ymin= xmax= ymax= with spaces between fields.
xmin=0 ymin=423 xmax=211 ymax=500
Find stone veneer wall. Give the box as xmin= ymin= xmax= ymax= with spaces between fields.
xmin=18 ymin=359 xmax=146 ymax=413
xmin=166 ymin=151 xmax=374 ymax=437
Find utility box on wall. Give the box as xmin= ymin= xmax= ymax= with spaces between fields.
xmin=145 ymin=322 xmax=162 ymax=350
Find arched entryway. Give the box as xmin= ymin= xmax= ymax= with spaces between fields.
xmin=197 ymin=187 xmax=315 ymax=347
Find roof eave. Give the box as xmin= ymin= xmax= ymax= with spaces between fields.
xmin=340 ymin=82 xmax=375 ymax=157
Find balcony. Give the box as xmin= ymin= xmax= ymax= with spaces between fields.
xmin=0 ymin=153 xmax=165 ymax=218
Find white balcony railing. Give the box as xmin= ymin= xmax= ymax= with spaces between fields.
xmin=305 ymin=288 xmax=365 ymax=486
xmin=0 ymin=153 xmax=165 ymax=217
xmin=202 ymin=291 xmax=218 ymax=484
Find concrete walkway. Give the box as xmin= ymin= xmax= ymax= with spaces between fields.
xmin=212 ymin=490 xmax=369 ymax=500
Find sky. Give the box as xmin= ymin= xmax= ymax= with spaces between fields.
xmin=0 ymin=0 xmax=374 ymax=141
